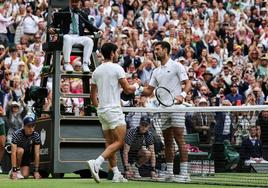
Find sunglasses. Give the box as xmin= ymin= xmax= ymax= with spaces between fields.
xmin=245 ymin=70 xmax=253 ymax=74
xmin=5 ymin=73 xmax=11 ymax=75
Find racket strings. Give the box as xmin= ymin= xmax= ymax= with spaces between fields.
xmin=156 ymin=88 xmax=174 ymax=106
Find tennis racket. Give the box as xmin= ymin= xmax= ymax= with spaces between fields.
xmin=155 ymin=87 xmax=175 ymax=107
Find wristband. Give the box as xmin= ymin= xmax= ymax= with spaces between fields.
xmin=133 ymin=83 xmax=139 ymax=90
xmin=124 ymin=164 xmax=130 ymax=171
xmin=180 ymin=91 xmax=187 ymax=98
xmin=138 ymin=86 xmax=144 ymax=93
xmin=12 ymin=167 xmax=18 ymax=172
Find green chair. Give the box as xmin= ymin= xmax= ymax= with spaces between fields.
xmin=184 ymin=133 xmax=209 ymax=157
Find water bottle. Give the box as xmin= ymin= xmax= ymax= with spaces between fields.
xmin=158 ymin=163 xmax=166 ymax=177
xmin=191 ymin=160 xmax=197 ymax=176
xmin=209 ymin=160 xmax=215 ymax=176
xmin=196 ymin=160 xmax=202 ymax=176
xmin=189 ymin=161 xmax=194 ymax=175
xmin=202 ymin=160 xmax=209 ymax=176
xmin=74 ymin=107 xmax=80 ymax=116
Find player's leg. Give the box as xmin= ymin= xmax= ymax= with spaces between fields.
xmin=173 ymin=127 xmax=188 ymax=164
xmin=162 ymin=127 xmax=175 ymax=178
xmin=103 ymin=129 xmax=121 ymax=179
xmin=88 ymin=108 xmax=127 ymax=183
xmin=109 ymin=126 xmax=128 ymax=182
xmin=100 ymin=125 xmax=126 ymax=159
xmin=171 ymin=111 xmax=190 ymax=182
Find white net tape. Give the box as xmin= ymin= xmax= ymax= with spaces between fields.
xmin=123 ymin=105 xmax=268 ymax=113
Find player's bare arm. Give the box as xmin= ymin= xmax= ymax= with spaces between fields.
xmin=90 ymin=84 xmax=98 ymax=107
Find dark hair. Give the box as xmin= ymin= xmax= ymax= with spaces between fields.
xmin=101 ymin=43 xmax=118 ymax=60
xmin=154 ymin=41 xmax=171 ymax=54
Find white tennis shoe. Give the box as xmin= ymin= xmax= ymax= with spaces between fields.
xmin=87 ymin=160 xmax=100 ymax=183
xmin=8 ymin=170 xmax=24 ymax=179
xmin=112 ymin=173 xmax=128 ymax=183
xmin=17 ymin=171 xmax=24 ymax=179
xmin=173 ymin=174 xmax=191 ymax=183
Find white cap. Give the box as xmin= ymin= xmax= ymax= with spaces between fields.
xmin=199 ymin=97 xmax=208 ymax=105
xmin=73 ymin=60 xmax=82 ymax=67
xmin=178 ymin=56 xmax=186 ymax=61
xmin=11 ymin=101 xmax=20 ymax=107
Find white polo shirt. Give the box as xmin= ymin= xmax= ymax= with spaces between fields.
xmin=92 ymin=62 xmax=125 ymax=109
xmin=149 ymin=58 xmax=188 ymax=97
xmin=4 ymin=57 xmax=20 ymax=75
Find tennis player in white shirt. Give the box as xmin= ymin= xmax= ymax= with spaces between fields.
xmin=140 ymin=41 xmax=192 ymax=182
xmin=87 ymin=42 xmax=141 ymax=183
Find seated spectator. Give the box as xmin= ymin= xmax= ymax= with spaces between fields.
xmin=123 ymin=116 xmax=156 ymax=179
xmin=225 ymin=83 xmax=244 ymax=106
xmin=192 ymin=98 xmax=215 ymax=144
xmin=72 ymin=60 xmax=82 ymax=72
xmin=9 ymin=115 xmax=41 ymax=179
xmin=240 ymin=126 xmax=268 ymax=166
xmin=48 ymin=0 xmax=101 ymax=73
xmin=60 ymin=82 xmax=79 ymax=115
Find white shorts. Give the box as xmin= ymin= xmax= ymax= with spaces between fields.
xmin=97 ymin=107 xmax=126 ymax=130
xmin=159 ymin=105 xmax=186 ymax=131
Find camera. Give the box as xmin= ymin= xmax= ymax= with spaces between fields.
xmin=24 ymin=86 xmax=48 ymax=117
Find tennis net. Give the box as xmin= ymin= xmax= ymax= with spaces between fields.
xmin=121 ymin=105 xmax=268 ymax=187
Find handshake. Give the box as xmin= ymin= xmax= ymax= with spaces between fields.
xmin=133 ymin=83 xmax=144 ymax=96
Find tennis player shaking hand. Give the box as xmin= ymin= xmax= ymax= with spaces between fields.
xmin=140 ymin=41 xmax=192 ymax=183
xmin=87 ymin=43 xmax=141 ymax=183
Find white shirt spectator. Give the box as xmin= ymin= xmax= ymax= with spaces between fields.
xmin=0 ymin=13 xmax=13 ymax=34
xmin=22 ymin=14 xmax=39 ymax=34
xmin=4 ymin=56 xmax=20 ymax=75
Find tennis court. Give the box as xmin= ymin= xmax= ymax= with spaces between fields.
xmin=0 ymin=173 xmax=267 ymax=188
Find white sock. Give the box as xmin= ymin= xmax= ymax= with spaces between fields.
xmin=166 ymin=163 xmax=173 ymax=174
xmin=112 ymin=166 xmax=120 ymax=175
xmin=95 ymin=155 xmax=105 ymax=168
xmin=180 ymin=162 xmax=188 ymax=175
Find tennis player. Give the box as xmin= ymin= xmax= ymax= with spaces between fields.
xmin=140 ymin=41 xmax=192 ymax=182
xmin=87 ymin=43 xmax=141 ymax=183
